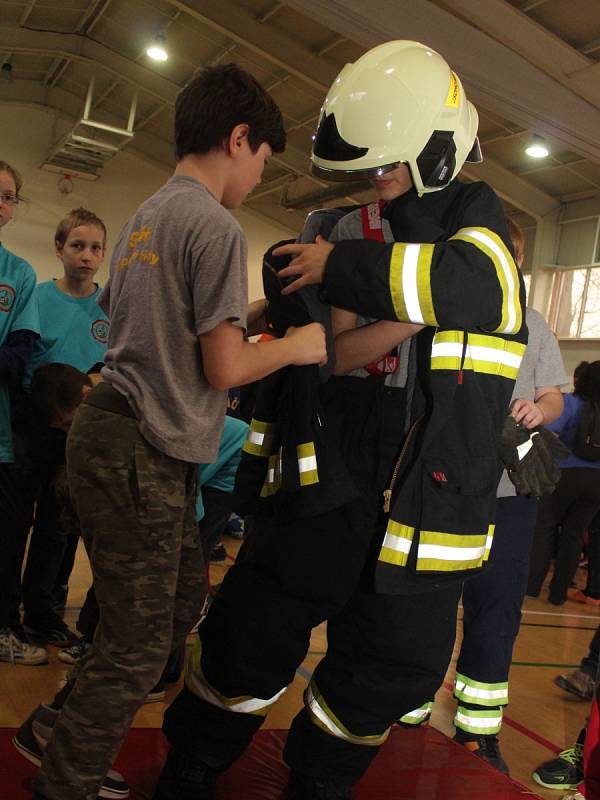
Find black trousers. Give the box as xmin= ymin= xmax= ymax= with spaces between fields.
xmin=527 ymin=467 xmax=600 ymax=604
xmin=164 ymin=495 xmax=461 ymax=784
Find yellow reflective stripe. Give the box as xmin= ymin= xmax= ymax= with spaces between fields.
xmin=455 ymin=706 xmax=503 ymax=735
xmin=454 ymin=672 xmax=509 ymax=707
xmin=450 ymin=227 xmax=522 ymax=335
xmin=399 ymin=701 xmax=433 ymax=725
xmin=186 ymin=638 xmax=286 ymax=716
xmin=378 ymin=520 xmax=415 ymax=567
xmin=306 ymin=681 xmax=390 ymax=746
xmin=389 ymin=244 xmax=409 ymax=322
xmin=297 ymin=442 xmax=319 ymax=486
xmin=389 ymin=242 xmax=438 ymax=326
xmin=417 ymin=530 xmax=490 ymax=571
xmin=483 ymin=524 xmax=495 ymax=562
xmin=430 ymin=330 xmax=525 ymax=379
xmin=260 ymin=452 xmax=282 ymax=497
xmin=243 ymin=418 xmax=274 ymax=457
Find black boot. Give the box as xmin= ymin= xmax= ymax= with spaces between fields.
xmin=153 ymin=748 xmax=218 ymax=800
xmin=288 ymin=770 xmax=354 ymax=800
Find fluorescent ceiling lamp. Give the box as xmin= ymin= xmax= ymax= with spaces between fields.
xmin=525 ymin=134 xmax=549 ymax=159
xmin=146 ymin=34 xmax=168 ymax=62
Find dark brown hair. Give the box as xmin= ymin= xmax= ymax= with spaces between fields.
xmin=574 ymin=361 xmax=600 ymax=403
xmin=55 ymin=207 xmax=107 ymax=247
xmin=31 ymin=363 xmax=92 ymax=427
xmin=174 ymin=64 xmax=286 ymax=160
xmin=506 ymin=217 xmax=525 ymax=266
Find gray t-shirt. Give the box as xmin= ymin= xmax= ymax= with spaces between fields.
xmin=497 ymin=307 xmax=567 ymax=497
xmin=100 ymin=176 xmax=247 ymax=463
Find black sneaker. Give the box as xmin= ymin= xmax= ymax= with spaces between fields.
xmin=288 ymin=771 xmax=353 ymax=799
xmin=57 ymin=636 xmax=92 ymax=665
xmin=13 ymin=705 xmax=129 ymax=798
xmin=209 ymin=543 xmax=227 ymax=562
xmin=532 ymin=743 xmax=584 ymax=790
xmin=457 ymin=734 xmax=509 ymax=774
xmin=153 ymin=748 xmax=217 ymax=800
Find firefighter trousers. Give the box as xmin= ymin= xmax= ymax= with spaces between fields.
xmin=163 ymin=495 xmax=462 ymax=784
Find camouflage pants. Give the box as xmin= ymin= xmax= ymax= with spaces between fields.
xmin=33 ymin=400 xmax=206 ymax=800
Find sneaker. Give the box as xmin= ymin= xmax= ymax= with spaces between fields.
xmin=57 ymin=636 xmax=92 ymax=665
xmin=0 ymin=626 xmax=48 ymax=665
xmin=153 ymin=748 xmax=217 ymax=800
xmin=209 ymin=543 xmax=227 ymax=563
xmin=555 ymin=668 xmax=595 ymax=701
xmin=24 ymin=618 xmax=79 ymax=646
xmin=532 ymin=743 xmax=584 ymax=790
xmin=288 ymin=770 xmax=353 ymax=799
xmin=224 ymin=515 xmax=244 ymax=540
xmin=458 ymin=734 xmax=509 ymax=774
xmin=561 ymin=793 xmax=586 ymax=800
xmin=567 ymin=589 xmax=600 ymax=607
xmin=13 ymin=706 xmax=129 ymax=798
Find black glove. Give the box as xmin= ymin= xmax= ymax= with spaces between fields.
xmin=499 ymin=414 xmax=571 ymax=498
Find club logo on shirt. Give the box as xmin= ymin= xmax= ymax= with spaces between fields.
xmin=91 ymin=319 xmax=109 ymax=344
xmin=0 ymin=284 xmax=15 ymax=313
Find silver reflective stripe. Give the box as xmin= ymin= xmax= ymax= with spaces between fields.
xmin=305 ymin=682 xmax=389 ymax=746
xmin=402 ymin=243 xmax=425 ymax=324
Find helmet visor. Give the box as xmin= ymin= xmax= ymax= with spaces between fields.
xmin=310 ymin=160 xmax=401 ymax=183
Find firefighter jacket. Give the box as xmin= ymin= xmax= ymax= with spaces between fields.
xmin=235 ymin=179 xmax=527 ymax=594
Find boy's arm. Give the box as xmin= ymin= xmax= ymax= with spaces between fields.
xmin=199 ymin=319 xmax=326 ymax=391
xmin=0 ymin=329 xmax=39 ymax=386
xmin=331 ymin=307 xmax=422 ymax=376
xmin=511 ymin=387 xmax=563 ymax=429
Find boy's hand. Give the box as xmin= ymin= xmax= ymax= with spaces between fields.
xmin=284 ymin=323 xmax=327 ymax=366
xmin=511 ymin=398 xmax=544 ymax=429
xmin=273 ymin=235 xmax=334 ymax=294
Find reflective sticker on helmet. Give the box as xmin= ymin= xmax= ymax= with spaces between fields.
xmin=445 ymin=71 xmax=461 ymax=108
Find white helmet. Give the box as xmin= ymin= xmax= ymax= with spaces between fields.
xmin=311 ymin=40 xmax=482 ymax=194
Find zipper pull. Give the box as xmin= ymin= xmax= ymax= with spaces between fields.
xmin=383 ymin=489 xmax=392 ymax=513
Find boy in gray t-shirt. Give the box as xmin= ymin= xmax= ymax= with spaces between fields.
xmin=23 ymin=65 xmax=326 ymax=800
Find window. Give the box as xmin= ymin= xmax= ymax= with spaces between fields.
xmin=548 ymin=267 xmax=600 ymax=338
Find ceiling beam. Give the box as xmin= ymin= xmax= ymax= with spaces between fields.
xmin=282 ymin=0 xmax=600 ymax=164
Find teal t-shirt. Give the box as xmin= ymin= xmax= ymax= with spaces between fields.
xmin=195 ymin=416 xmax=249 ymax=521
xmin=25 ymin=280 xmax=110 ymax=388
xmin=0 ymin=244 xmax=40 ymax=462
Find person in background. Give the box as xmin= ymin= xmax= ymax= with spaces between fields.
xmin=0 ymin=159 xmax=43 ymax=667
xmin=527 ymin=360 xmax=600 ymax=605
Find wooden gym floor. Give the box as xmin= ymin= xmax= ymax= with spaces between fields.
xmin=1 ymin=535 xmax=597 ymax=799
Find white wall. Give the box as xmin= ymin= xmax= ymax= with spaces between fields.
xmin=0 ymin=104 xmax=294 ymax=299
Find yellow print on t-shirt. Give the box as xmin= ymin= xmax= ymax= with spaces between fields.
xmin=118 ymin=225 xmax=159 ymax=271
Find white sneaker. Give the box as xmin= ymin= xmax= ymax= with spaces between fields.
xmin=0 ymin=627 xmax=48 ymax=665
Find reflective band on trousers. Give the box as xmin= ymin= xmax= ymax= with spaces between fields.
xmin=399 ymin=701 xmax=433 ymax=725
xmin=185 ymin=638 xmax=286 ymax=716
xmin=379 ymin=521 xmax=415 ymax=567
xmin=305 ymin=680 xmax=389 ymax=746
xmin=389 ymin=242 xmax=438 ymax=327
xmin=430 ymin=330 xmax=526 ymax=380
xmin=417 ymin=528 xmax=495 ymax=572
xmin=454 ymin=672 xmax=509 ymax=707
xmin=449 ymin=227 xmax=522 ymax=336
xmin=297 ymin=442 xmax=319 ymax=486
xmin=243 ymin=418 xmax=274 ymax=457
xmin=455 ymin=706 xmax=503 ymax=735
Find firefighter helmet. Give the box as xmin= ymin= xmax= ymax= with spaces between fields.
xmin=311 ymin=40 xmax=481 ymax=193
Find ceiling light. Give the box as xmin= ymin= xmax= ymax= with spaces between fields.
xmin=525 ymin=134 xmax=549 ymax=159
xmin=146 ymin=34 xmax=168 ymax=62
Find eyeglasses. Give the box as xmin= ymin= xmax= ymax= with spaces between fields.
xmin=0 ymin=193 xmax=19 ymax=206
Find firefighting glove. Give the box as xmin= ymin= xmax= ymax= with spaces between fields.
xmin=499 ymin=414 xmax=570 ymax=498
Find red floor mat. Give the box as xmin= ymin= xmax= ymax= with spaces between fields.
xmin=1 ymin=725 xmax=541 ymax=799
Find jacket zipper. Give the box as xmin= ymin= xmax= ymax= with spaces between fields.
xmin=383 ymin=415 xmax=425 ymax=513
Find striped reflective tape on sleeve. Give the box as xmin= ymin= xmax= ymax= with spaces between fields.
xmin=297 ymin=442 xmax=319 ymax=486
xmin=260 ymin=452 xmax=282 ymax=497
xmin=449 ymin=227 xmax=522 ymax=335
xmin=399 ymin=701 xmax=433 ymax=725
xmin=185 ymin=637 xmax=286 ymax=716
xmin=305 ymin=680 xmax=390 ymax=746
xmin=389 ymin=243 xmax=438 ymax=326
xmin=378 ymin=520 xmax=415 ymax=567
xmin=483 ymin=524 xmax=495 ymax=562
xmin=430 ymin=330 xmax=525 ymax=379
xmin=454 ymin=706 xmax=503 ymax=735
xmin=243 ymin=418 xmax=274 ymax=457
xmin=454 ymin=673 xmax=509 ymax=707
xmin=416 ymin=530 xmax=490 ymax=572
